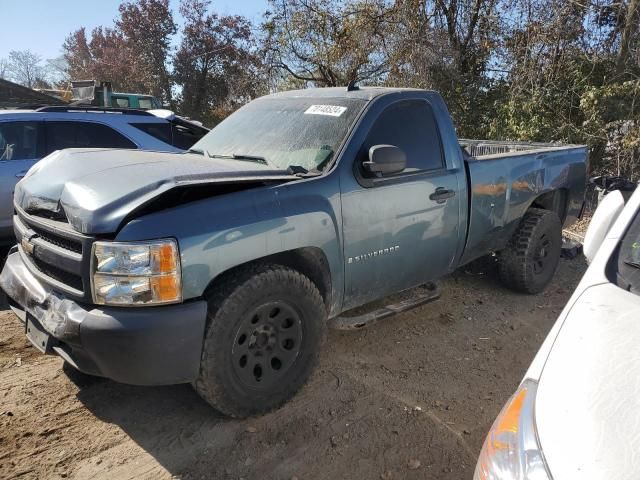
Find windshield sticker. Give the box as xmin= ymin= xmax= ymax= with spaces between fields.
xmin=304 ymin=105 xmax=347 ymax=117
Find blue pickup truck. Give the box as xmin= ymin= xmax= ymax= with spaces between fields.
xmin=0 ymin=87 xmax=587 ymax=417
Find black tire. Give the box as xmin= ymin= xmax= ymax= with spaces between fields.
xmin=194 ymin=264 xmax=327 ymax=418
xmin=498 ymin=208 xmax=562 ymax=294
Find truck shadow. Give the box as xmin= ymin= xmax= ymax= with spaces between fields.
xmin=450 ymin=254 xmax=502 ymax=288
xmin=66 ymin=362 xmax=350 ymax=479
xmin=66 ymin=363 xmax=242 ymax=476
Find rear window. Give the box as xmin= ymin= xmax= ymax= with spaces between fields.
xmin=131 ymin=122 xmax=173 ymax=145
xmin=113 ymin=97 xmax=130 ymax=108
xmin=45 ymin=121 xmax=137 ymax=153
xmin=172 ymin=124 xmax=206 ymax=149
xmin=138 ymin=98 xmax=153 ymax=109
xmin=0 ymin=121 xmax=42 ymax=160
xmin=131 ymin=122 xmax=206 ymax=150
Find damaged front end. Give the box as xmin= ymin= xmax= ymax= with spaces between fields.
xmin=1 ymin=246 xmax=208 ymax=385
xmin=0 ymin=148 xmax=300 ymax=384
xmin=1 ymin=201 xmax=211 ymax=385
xmin=1 ymin=249 xmax=86 ymax=346
xmin=15 ymin=148 xmax=300 ymax=235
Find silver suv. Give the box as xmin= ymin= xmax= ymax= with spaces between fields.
xmin=0 ymin=106 xmax=208 ymax=242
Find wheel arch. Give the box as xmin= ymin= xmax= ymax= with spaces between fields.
xmin=529 ymin=188 xmax=569 ymax=223
xmin=202 ymin=247 xmax=333 ymax=313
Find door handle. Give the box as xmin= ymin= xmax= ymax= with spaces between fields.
xmin=15 ymin=170 xmax=28 ymax=179
xmin=429 ymin=187 xmax=455 ymax=203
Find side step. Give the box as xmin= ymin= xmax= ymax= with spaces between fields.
xmin=329 ymin=283 xmax=441 ymax=330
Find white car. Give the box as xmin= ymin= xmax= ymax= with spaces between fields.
xmin=475 ymin=184 xmax=640 ymax=479
xmin=0 ymin=106 xmax=208 ymax=242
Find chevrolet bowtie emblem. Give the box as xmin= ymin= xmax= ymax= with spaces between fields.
xmin=21 ymin=237 xmax=35 ymax=255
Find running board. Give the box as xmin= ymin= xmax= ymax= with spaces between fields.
xmin=329 ymin=283 xmax=441 ymax=330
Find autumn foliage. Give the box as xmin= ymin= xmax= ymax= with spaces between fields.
xmin=3 ymin=0 xmax=638 ymax=177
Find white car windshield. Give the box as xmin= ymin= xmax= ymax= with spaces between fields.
xmin=614 ymin=206 xmax=640 ymax=294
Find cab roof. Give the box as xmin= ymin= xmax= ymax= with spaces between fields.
xmin=265 ymin=86 xmax=433 ymax=101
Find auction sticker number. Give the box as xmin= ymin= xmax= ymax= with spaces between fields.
xmin=304 ymin=105 xmax=347 ymax=117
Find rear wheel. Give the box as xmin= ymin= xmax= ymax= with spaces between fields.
xmin=498 ymin=208 xmax=562 ymax=294
xmin=194 ymin=264 xmax=327 ymax=417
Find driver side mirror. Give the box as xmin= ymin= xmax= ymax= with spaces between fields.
xmin=362 ymin=144 xmax=406 ymax=176
xmin=583 ymin=190 xmax=625 ymax=263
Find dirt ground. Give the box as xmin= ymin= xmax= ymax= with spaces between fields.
xmin=0 ymin=255 xmax=587 ymax=480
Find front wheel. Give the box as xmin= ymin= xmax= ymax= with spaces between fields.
xmin=194 ymin=264 xmax=327 ymax=418
xmin=498 ymin=208 xmax=562 ymax=294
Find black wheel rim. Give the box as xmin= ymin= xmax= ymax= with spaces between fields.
xmin=533 ymin=233 xmax=552 ymax=275
xmin=231 ymin=301 xmax=303 ymax=389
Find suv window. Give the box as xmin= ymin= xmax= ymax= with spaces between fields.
xmin=45 ymin=121 xmax=137 ymax=153
xmin=0 ymin=121 xmax=42 ymax=160
xmin=172 ymin=124 xmax=206 ymax=150
xmin=130 ymin=122 xmax=172 ymax=145
xmin=363 ymin=100 xmax=444 ymax=173
xmin=131 ymin=122 xmax=206 ymax=150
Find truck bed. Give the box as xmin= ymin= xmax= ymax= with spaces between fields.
xmin=458 ymin=139 xmax=588 ymax=265
xmin=460 ymin=139 xmax=584 ymax=159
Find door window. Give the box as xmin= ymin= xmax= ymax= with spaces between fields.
xmin=131 ymin=122 xmax=208 ymax=149
xmin=0 ymin=122 xmax=42 ymax=160
xmin=171 ymin=124 xmax=206 ymax=149
xmin=45 ymin=121 xmax=137 ymax=154
xmin=362 ymin=100 xmax=445 ymax=174
xmin=130 ymin=122 xmax=173 ymax=145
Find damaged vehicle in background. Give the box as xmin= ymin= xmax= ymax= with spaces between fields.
xmin=475 ymin=182 xmax=639 ymax=480
xmin=1 ymin=87 xmax=586 ymax=418
xmin=0 ymin=106 xmax=208 ymax=243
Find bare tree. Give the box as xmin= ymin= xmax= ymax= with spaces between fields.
xmin=0 ymin=58 xmax=9 ymax=79
xmin=174 ymin=0 xmax=263 ymax=123
xmin=117 ymin=0 xmax=177 ymax=104
xmin=7 ymin=50 xmax=46 ymax=88
xmin=616 ymin=0 xmax=640 ymax=76
xmin=263 ymin=0 xmax=397 ymax=87
xmin=45 ymin=56 xmax=69 ymax=87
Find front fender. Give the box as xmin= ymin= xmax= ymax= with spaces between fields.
xmin=115 ymin=176 xmax=344 ymax=313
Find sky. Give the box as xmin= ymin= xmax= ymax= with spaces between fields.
xmin=0 ymin=0 xmax=269 ymax=61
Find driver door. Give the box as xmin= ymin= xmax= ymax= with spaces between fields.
xmin=340 ymin=99 xmax=461 ymax=310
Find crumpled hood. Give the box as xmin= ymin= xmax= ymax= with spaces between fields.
xmin=535 ymin=282 xmax=640 ymax=479
xmin=15 ymin=148 xmax=297 ymax=234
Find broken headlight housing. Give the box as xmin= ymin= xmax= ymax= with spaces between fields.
xmin=91 ymin=239 xmax=182 ymax=306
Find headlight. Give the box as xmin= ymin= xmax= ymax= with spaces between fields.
xmin=91 ymin=239 xmax=182 ymax=306
xmin=474 ymin=379 xmax=551 ymax=480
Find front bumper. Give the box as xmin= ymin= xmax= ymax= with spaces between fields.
xmin=0 ymin=249 xmax=208 ymax=385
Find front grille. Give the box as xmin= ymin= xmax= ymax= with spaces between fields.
xmin=30 ymin=224 xmax=83 ymax=254
xmin=31 ymin=257 xmax=84 ymax=292
xmin=16 ymin=208 xmax=93 ymax=300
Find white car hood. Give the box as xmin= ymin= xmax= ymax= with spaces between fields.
xmin=536 ymin=282 xmax=640 ymax=479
